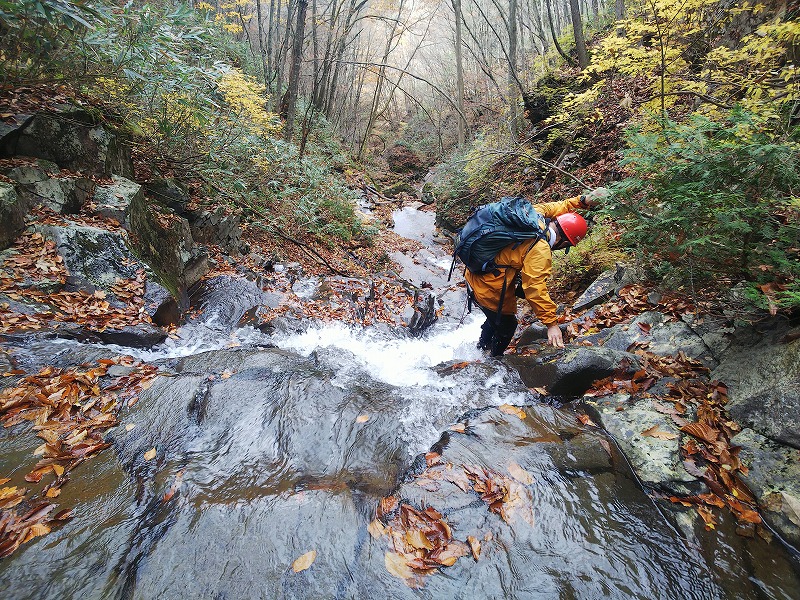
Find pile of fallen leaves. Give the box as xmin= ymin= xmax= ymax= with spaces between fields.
xmin=369 ymin=498 xmax=472 ymax=587
xmin=0 ymin=356 xmax=158 ymax=558
xmin=582 ymin=341 xmax=763 ymax=536
xmin=568 ymin=284 xmax=696 ymax=337
xmin=370 ymin=415 xmax=538 ymax=586
xmin=667 ymin=379 xmax=763 ymax=536
xmin=0 ymin=229 xmax=152 ymax=333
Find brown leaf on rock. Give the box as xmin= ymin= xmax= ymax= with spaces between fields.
xmin=498 ymin=404 xmax=526 ymax=420
xmin=292 ymin=550 xmax=317 ymax=573
xmin=507 ymin=461 xmax=534 ymax=485
xmin=377 ymin=496 xmax=398 ymax=519
xmin=467 ymin=535 xmax=481 ymax=560
xmin=641 ymin=425 xmax=679 ymax=440
xmin=385 ymin=551 xmax=415 ymax=580
xmin=681 ymin=422 xmax=718 ymax=444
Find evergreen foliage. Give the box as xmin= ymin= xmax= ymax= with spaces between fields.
xmin=605 ymin=110 xmax=800 ymax=310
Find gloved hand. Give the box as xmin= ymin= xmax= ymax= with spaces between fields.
xmin=580 ymin=187 xmax=610 ymax=208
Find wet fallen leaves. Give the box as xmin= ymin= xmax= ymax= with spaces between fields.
xmin=582 ymin=341 xmax=763 ymax=536
xmin=372 ymin=457 xmax=537 ymax=586
xmin=372 ymin=501 xmax=469 ymax=587
xmin=0 ymin=356 xmax=158 ymax=558
xmin=0 ymin=230 xmax=152 ymax=333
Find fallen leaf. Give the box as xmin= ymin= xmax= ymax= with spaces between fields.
xmin=577 ymin=413 xmax=598 ymax=427
xmin=498 ymin=404 xmax=526 ymax=419
xmin=507 ymin=461 xmax=534 ymax=485
xmin=144 ymin=448 xmax=157 ymax=461
xmin=356 ymin=414 xmax=369 ymax=424
xmin=125 ymin=423 xmax=135 ymax=431
xmin=449 ymin=423 xmax=466 ymax=433
xmin=292 ymin=550 xmax=317 ymax=573
xmin=406 ymin=529 xmax=434 ymax=551
xmin=52 ymin=464 xmax=64 ymax=477
xmin=641 ymin=425 xmax=679 ymax=440
xmin=367 ymin=519 xmax=386 ymax=539
xmin=467 ymin=535 xmax=481 ymax=560
xmin=385 ymin=551 xmax=414 ymax=579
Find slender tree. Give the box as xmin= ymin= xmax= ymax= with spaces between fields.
xmin=284 ymin=0 xmax=309 ymax=141
xmin=452 ymin=0 xmax=466 ymax=146
xmin=569 ymin=0 xmax=589 ymax=68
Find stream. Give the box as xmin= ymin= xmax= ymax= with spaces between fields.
xmin=1 ymin=204 xmax=798 ymax=599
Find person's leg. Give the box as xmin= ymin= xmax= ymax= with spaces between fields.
xmin=477 ymin=305 xmax=518 ymax=356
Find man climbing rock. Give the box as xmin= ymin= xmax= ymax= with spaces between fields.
xmin=465 ymin=188 xmax=608 ymax=356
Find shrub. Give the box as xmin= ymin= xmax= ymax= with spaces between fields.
xmin=603 ymin=109 xmax=800 ymax=311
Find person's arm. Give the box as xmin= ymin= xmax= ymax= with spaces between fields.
xmin=535 ymin=187 xmax=609 ymax=218
xmin=520 ymin=243 xmax=563 ymax=347
xmin=534 ymin=196 xmax=583 ymax=219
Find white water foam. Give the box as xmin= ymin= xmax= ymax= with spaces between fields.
xmin=270 ymin=314 xmax=485 ymax=387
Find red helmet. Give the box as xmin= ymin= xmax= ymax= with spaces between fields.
xmin=555 ymin=213 xmax=588 ymax=245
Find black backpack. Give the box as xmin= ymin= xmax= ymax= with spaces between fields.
xmin=449 ymin=196 xmax=548 ymax=279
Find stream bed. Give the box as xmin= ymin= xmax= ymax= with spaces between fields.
xmin=1 ymin=205 xmax=798 ymax=599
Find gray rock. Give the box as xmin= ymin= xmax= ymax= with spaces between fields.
xmin=572 ymin=268 xmax=618 ymax=312
xmin=5 ymin=107 xmax=133 ymax=178
xmin=36 ymin=223 xmax=141 ymax=298
xmin=0 ymin=182 xmax=25 ymax=249
xmin=603 ymin=311 xmax=715 ymax=366
xmin=713 ymin=324 xmax=800 ymax=449
xmin=143 ymin=178 xmax=189 ymax=211
xmin=0 ymin=114 xmax=34 ymax=155
xmin=127 ymin=190 xmax=208 ymax=310
xmin=733 ymin=427 xmax=800 ymax=546
xmin=15 ymin=174 xmax=93 ymax=214
xmin=585 ymin=394 xmax=700 ymax=493
xmin=187 ymin=275 xmax=267 ymax=331
xmin=92 ymin=175 xmax=143 ymax=226
xmin=0 ymin=157 xmax=59 ymax=185
xmin=506 ymin=345 xmax=641 ymax=397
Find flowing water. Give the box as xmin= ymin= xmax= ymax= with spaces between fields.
xmin=1 ymin=206 xmax=798 ymax=599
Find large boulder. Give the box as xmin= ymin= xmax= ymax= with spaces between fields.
xmin=583 ymin=392 xmax=701 ymax=494
xmin=603 ymin=311 xmax=717 ymax=367
xmin=733 ymin=427 xmax=800 ymax=547
xmin=0 ymin=182 xmax=25 ymax=249
xmin=712 ymin=322 xmax=800 ymax=449
xmin=127 ymin=191 xmax=209 ymax=311
xmin=36 ymin=223 xmax=140 ymax=299
xmin=91 ymin=175 xmax=143 ymax=226
xmin=16 ymin=173 xmax=93 ymax=214
xmin=505 ymin=345 xmax=641 ymax=397
xmin=0 ymin=107 xmax=133 ymax=178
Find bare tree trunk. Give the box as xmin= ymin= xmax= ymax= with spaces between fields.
xmin=284 ymin=0 xmax=308 ymax=141
xmin=358 ymin=2 xmax=404 ymax=158
xmin=453 ymin=0 xmax=466 ymax=146
xmin=569 ymin=0 xmax=589 ymax=68
xmin=508 ymin=0 xmax=519 ymax=135
xmin=266 ymin=0 xmax=278 ymax=105
xmin=615 ymin=0 xmax=626 ymax=36
xmin=546 ymin=0 xmax=576 ymax=65
xmin=256 ymin=0 xmax=269 ymax=90
xmin=277 ymin=0 xmax=297 ymax=110
xmin=324 ymin=0 xmax=362 ymax=116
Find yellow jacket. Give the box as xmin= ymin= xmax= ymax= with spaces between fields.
xmin=464 ymin=196 xmax=584 ymax=325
